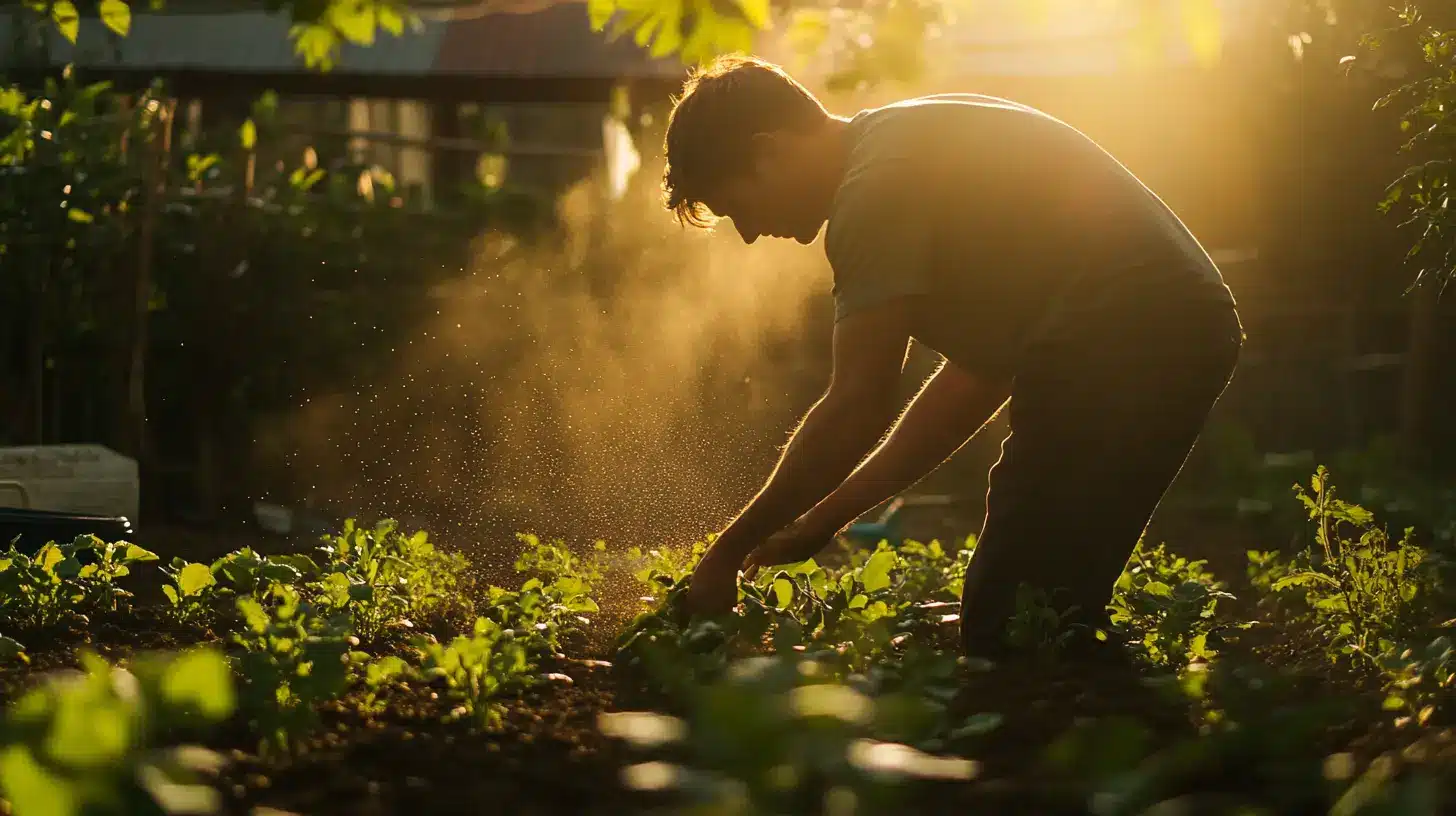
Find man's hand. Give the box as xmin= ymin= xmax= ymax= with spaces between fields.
xmin=743 ymin=519 xmax=836 ymax=578
xmin=684 ymin=544 xmax=745 ymax=617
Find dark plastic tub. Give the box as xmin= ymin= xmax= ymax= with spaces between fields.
xmin=0 ymin=506 xmax=135 ymax=555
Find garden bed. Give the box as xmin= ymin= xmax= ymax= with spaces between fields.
xmin=2 ymin=469 xmax=1454 ymax=816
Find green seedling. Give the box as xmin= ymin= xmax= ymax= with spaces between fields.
xmin=0 ymin=647 xmax=235 ymax=816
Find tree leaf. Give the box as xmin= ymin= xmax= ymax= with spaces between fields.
xmin=732 ymin=0 xmax=770 ymax=30
xmin=51 ymin=1 xmax=80 ymax=44
xmin=99 ymin=0 xmax=132 ymax=38
xmin=587 ymin=0 xmax=616 ymax=32
xmin=377 ymin=5 xmax=406 ymax=37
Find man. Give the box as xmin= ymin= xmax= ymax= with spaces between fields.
xmin=668 ymin=55 xmax=1242 ymax=659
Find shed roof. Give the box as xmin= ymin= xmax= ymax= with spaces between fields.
xmin=0 ymin=0 xmax=1265 ymax=82
xmin=0 ymin=4 xmax=685 ymax=80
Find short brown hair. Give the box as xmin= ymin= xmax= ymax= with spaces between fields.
xmin=662 ymin=55 xmax=829 ymax=228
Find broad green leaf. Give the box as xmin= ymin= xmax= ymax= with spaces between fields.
xmin=771 ymin=577 xmax=793 ymax=609
xmin=237 ymin=598 xmax=269 ymax=633
xmin=327 ymin=1 xmax=377 ymax=46
xmin=37 ymin=543 xmax=64 ymax=574
xmin=176 ymin=562 xmax=215 ymax=596
xmin=51 ymin=1 xmax=80 ymax=43
xmin=1272 ymin=571 xmax=1342 ymax=592
xmin=0 ymin=745 xmax=75 ymax=816
xmin=861 ymin=600 xmax=891 ymax=622
xmin=587 ymin=0 xmax=617 ymax=32
xmin=269 ymin=554 xmax=320 ymax=579
xmin=732 ymin=0 xmax=769 ymax=29
xmin=258 ymin=562 xmax=301 ymax=585
xmin=377 ymin=5 xmax=407 ymax=36
xmin=54 ymin=557 xmax=83 ymax=578
xmin=161 ymin=649 xmax=235 ymax=720
xmin=291 ymin=23 xmax=340 ymax=70
xmin=99 ymin=0 xmax=132 ymax=37
xmin=66 ymin=207 xmax=94 ymax=223
xmin=366 ymin=655 xmax=408 ymax=686
xmin=848 ymin=593 xmax=868 ymax=610
xmin=162 ymin=584 xmax=180 ymax=605
xmin=347 ymin=583 xmax=374 ymax=602
xmin=49 ymin=680 xmax=131 ymax=766
xmin=123 ymin=543 xmax=159 ymax=563
xmin=239 ymin=118 xmax=257 ymax=150
xmin=1142 ymin=581 xmax=1172 ymax=597
xmin=565 ymin=595 xmax=600 ymax=614
xmin=860 ymin=549 xmax=897 ymax=593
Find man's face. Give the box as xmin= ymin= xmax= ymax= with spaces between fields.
xmin=707 ymin=132 xmax=825 ymax=246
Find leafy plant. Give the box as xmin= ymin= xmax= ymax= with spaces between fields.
xmin=0 ymin=537 xmax=158 ymax=633
xmin=0 ymin=647 xmax=235 ymax=816
xmin=602 ymin=652 xmax=978 ymax=815
xmin=316 ymin=519 xmax=472 ymax=643
xmin=1110 ymin=542 xmax=1240 ymax=670
xmin=231 ymin=584 xmax=355 ymax=755
xmin=413 ymin=616 xmax=532 ymax=728
xmin=1262 ymin=467 xmax=1433 ymax=664
xmin=1004 ymin=585 xmax=1084 ymax=657
xmin=1369 ymin=5 xmax=1456 ymax=288
xmin=159 ymin=559 xmax=220 ymax=628
xmin=209 ymin=547 xmax=315 ymax=599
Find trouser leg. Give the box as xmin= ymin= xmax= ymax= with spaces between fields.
xmin=959 ymin=301 xmax=1241 ymax=657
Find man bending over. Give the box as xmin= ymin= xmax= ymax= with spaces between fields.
xmin=670 ymin=56 xmax=1242 ymax=660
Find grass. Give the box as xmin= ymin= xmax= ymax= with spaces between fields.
xmin=1 ymin=467 xmax=1454 ymax=816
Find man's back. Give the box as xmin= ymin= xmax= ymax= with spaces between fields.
xmin=825 ymin=95 xmax=1235 ymax=379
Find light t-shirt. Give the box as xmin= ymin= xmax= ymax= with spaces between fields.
xmin=824 ymin=94 xmax=1236 ymax=381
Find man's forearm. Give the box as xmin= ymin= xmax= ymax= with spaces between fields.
xmin=802 ymin=364 xmax=1009 ymax=535
xmin=715 ymin=392 xmax=896 ymax=558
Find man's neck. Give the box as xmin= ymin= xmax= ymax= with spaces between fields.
xmin=811 ymin=115 xmax=855 ymax=209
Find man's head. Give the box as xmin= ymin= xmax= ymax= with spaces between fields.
xmin=663 ymin=56 xmax=844 ymax=245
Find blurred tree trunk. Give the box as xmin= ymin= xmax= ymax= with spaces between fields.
xmin=123 ymin=97 xmax=175 ymax=461
xmin=1398 ymin=280 xmax=1441 ymax=470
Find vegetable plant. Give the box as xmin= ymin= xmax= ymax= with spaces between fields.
xmin=0 ymin=537 xmax=158 ymax=634
xmin=0 ymin=647 xmax=235 ymax=816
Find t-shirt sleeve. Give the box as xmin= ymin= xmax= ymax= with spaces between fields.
xmin=825 ymin=154 xmax=936 ymax=323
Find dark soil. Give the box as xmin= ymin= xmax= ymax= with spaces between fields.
xmin=6 ymin=518 xmax=1455 ymax=815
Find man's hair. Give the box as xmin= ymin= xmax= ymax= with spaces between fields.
xmin=662 ymin=55 xmax=829 ymax=228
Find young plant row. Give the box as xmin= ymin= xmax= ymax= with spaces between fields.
xmin=0 ymin=525 xmax=605 ymax=815
xmin=601 ymin=468 xmax=1456 ymax=814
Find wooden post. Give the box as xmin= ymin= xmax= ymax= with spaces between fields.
xmin=1399 ymin=278 xmax=1441 ymax=471
xmin=125 ymin=96 xmax=176 ymax=463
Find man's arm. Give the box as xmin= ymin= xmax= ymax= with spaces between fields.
xmin=795 ymin=359 xmax=1009 ymax=538
xmin=708 ymin=299 xmax=916 ymax=561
